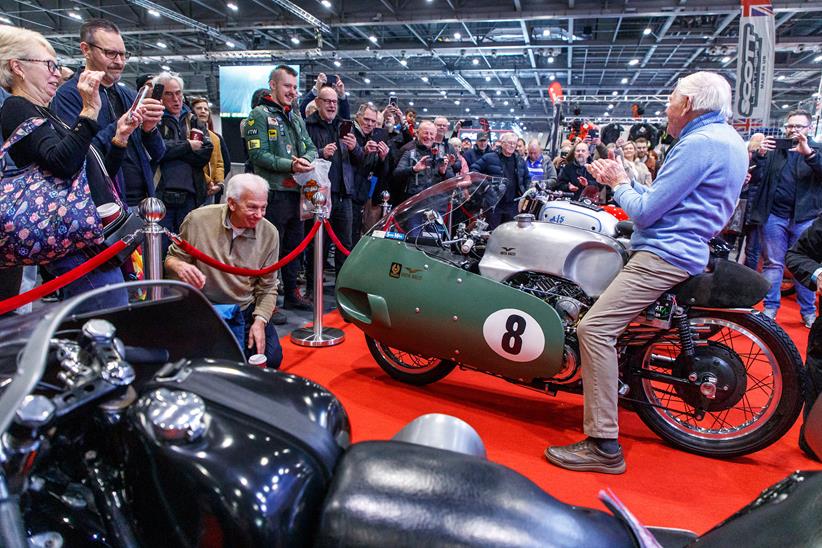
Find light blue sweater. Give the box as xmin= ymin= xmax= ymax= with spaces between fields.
xmin=613 ymin=111 xmax=748 ymax=275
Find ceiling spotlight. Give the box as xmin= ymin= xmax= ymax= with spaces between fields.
xmin=441 ymin=90 xmax=447 ymax=95
xmin=621 ymin=77 xmax=628 ymax=84
xmin=399 ymin=58 xmax=408 ymax=66
xmin=655 ymin=110 xmax=661 ymax=115
xmin=815 ymin=54 xmax=822 ymax=62
xmin=333 ymin=60 xmax=341 ymax=67
xmin=643 ymin=27 xmax=652 ymax=35
xmin=423 ymin=107 xmax=429 ymax=112
xmin=291 ymin=36 xmax=300 ymax=45
xmin=782 ymin=104 xmax=789 ymax=108
xmin=409 ymin=101 xmax=414 ymax=106
xmin=485 ymin=75 xmax=491 ymax=81
xmin=472 ymin=58 xmax=479 ymax=65
xmin=227 ymin=2 xmax=238 ymax=10
xmin=503 ymin=100 xmax=509 ymax=105
xmin=148 ymin=8 xmax=160 ymax=16
xmin=68 ymin=11 xmax=83 ymax=20
xmin=321 ymin=0 xmax=332 ymax=7
xmin=721 ymin=56 xmax=731 ymax=63
xmin=495 ymin=90 xmax=501 ymax=95
xmin=509 ymin=108 xmax=515 ymax=112
xmin=777 ymin=75 xmax=785 ymax=81
xmin=628 ymin=58 xmax=639 ymax=66
xmin=454 ymin=100 xmax=460 ymax=105
xmin=604 ymin=112 xmax=610 ymax=116
xmin=549 ymin=73 xmax=555 ymax=81
xmin=161 ymin=64 xmax=171 ymax=71
xmin=156 ymin=41 xmax=167 ymax=48
xmin=454 ymin=32 xmax=461 ymax=40
xmin=421 ymin=76 xmax=429 ymax=82
xmin=607 ymin=104 xmax=614 ymax=109
xmin=548 ymin=56 xmax=554 ymax=64
xmin=611 ymin=91 xmax=618 ymax=96
xmin=225 ymin=40 xmax=235 ymax=48
xmin=369 ymin=35 xmax=378 ymax=44
xmin=542 ymin=29 xmax=550 ymax=37
xmin=466 ymin=108 xmax=470 ymax=112
xmin=363 ymin=77 xmax=371 ymax=84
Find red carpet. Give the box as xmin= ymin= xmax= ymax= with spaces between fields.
xmin=280 ymin=297 xmax=820 ymax=535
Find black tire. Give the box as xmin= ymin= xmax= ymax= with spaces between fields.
xmin=365 ymin=334 xmax=457 ymax=386
xmin=627 ymin=311 xmax=805 ymax=458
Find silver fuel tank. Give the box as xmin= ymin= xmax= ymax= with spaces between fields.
xmin=479 ymin=216 xmax=628 ymax=298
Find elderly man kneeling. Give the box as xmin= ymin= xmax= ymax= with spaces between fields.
xmin=165 ymin=174 xmax=283 ymax=368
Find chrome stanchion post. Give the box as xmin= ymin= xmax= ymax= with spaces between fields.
xmin=290 ymin=192 xmax=345 ymax=347
xmin=380 ymin=190 xmax=392 ymax=218
xmin=138 ymin=197 xmax=166 ymax=301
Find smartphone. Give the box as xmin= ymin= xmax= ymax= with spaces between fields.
xmin=774 ymin=137 xmax=797 ymax=150
xmin=460 ymin=119 xmax=473 ymax=128
xmin=326 ymin=74 xmax=338 ymax=86
xmin=151 ymin=82 xmax=165 ymax=101
xmin=389 ymin=95 xmax=398 ymax=107
xmin=339 ymin=119 xmax=353 ymax=138
xmin=127 ymin=85 xmax=150 ymax=120
xmin=370 ymin=127 xmax=387 ymax=142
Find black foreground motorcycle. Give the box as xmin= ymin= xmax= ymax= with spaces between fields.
xmin=0 ymin=281 xmax=819 ymax=547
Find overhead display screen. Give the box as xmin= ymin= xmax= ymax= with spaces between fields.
xmin=219 ymin=64 xmax=300 ymax=118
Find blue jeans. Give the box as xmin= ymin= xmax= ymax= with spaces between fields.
xmin=45 ymin=252 xmax=127 ymax=314
xmin=743 ymin=225 xmax=761 ymax=270
xmin=241 ymin=304 xmax=282 ymax=369
xmin=761 ymin=214 xmax=816 ymax=316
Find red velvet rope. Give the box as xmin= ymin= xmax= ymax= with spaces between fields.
xmin=0 ymin=240 xmax=129 ymax=316
xmin=173 ymin=220 xmax=321 ymax=276
xmin=323 ymin=219 xmax=351 ymax=257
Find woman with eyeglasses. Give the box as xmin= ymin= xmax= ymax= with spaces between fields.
xmin=0 ymin=25 xmax=144 ymax=310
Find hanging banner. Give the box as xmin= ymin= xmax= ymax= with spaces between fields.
xmin=733 ymin=0 xmax=775 ymax=135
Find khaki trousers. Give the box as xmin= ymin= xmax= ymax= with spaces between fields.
xmin=577 ymin=251 xmax=690 ymax=438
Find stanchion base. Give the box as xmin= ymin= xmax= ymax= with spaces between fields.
xmin=290 ymin=326 xmax=345 ymax=347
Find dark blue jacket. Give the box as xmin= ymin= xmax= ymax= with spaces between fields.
xmin=749 ymin=140 xmax=822 ymax=225
xmin=51 ymin=71 xmax=165 ymax=205
xmin=299 ymin=88 xmax=351 ymax=120
xmin=305 ymin=112 xmax=363 ymax=196
xmin=470 ymin=151 xmax=531 ymax=202
xmin=156 ymin=105 xmax=213 ymax=206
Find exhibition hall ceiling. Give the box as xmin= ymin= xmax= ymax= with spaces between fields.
xmin=2 ymin=0 xmax=821 ymax=128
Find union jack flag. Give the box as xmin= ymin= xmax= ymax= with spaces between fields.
xmin=733 ymin=118 xmax=764 ymax=135
xmin=741 ymin=0 xmax=773 ymax=17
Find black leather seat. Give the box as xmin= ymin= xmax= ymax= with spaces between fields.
xmin=315 ymin=441 xmax=635 ymax=548
xmin=671 ymin=259 xmax=769 ymax=308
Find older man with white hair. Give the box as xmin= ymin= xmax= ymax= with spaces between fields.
xmin=165 ymin=174 xmax=283 ymax=368
xmin=544 ymin=71 xmax=748 ymax=474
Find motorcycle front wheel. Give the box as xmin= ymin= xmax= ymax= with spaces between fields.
xmin=365 ymin=335 xmax=457 ymax=385
xmin=627 ymin=311 xmax=805 ymax=458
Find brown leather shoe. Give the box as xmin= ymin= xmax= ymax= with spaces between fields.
xmin=544 ymin=439 xmax=626 ymax=474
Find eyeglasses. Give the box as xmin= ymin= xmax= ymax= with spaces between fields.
xmin=17 ymin=58 xmax=63 ymax=74
xmin=317 ymin=98 xmax=338 ymax=104
xmin=86 ymin=42 xmax=131 ymax=60
xmin=784 ymin=124 xmax=808 ymax=130
xmin=362 ymin=117 xmax=377 ymax=124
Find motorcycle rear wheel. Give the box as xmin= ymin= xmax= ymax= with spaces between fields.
xmin=628 ymin=311 xmax=805 ymax=458
xmin=366 ymin=335 xmax=457 ymax=385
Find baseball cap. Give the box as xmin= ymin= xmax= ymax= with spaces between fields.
xmin=477 ymin=131 xmax=490 ymax=141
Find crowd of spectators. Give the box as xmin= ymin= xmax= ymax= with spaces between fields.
xmin=1 ymin=19 xmax=820 ymax=373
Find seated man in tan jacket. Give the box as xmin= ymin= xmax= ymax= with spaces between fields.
xmin=165 ymin=174 xmax=283 ymax=368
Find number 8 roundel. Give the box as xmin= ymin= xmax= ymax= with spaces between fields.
xmin=482 ymin=309 xmax=545 ymax=362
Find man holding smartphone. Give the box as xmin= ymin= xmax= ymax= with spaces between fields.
xmin=52 ymin=19 xmax=165 ymax=208
xmin=749 ymin=110 xmax=822 ymax=328
xmin=351 ymin=103 xmax=390 ymax=245
xmin=305 ymin=86 xmax=364 ymax=281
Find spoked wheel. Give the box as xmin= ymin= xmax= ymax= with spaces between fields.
xmin=365 ymin=335 xmax=457 ymax=385
xmin=628 ymin=311 xmax=804 ymax=458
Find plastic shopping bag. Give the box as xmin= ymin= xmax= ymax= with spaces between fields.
xmin=295 ymin=159 xmax=332 ymax=221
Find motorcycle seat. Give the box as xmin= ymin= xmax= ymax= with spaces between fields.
xmin=315 ymin=440 xmax=635 ymax=548
xmin=671 ymin=259 xmax=769 ymax=308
